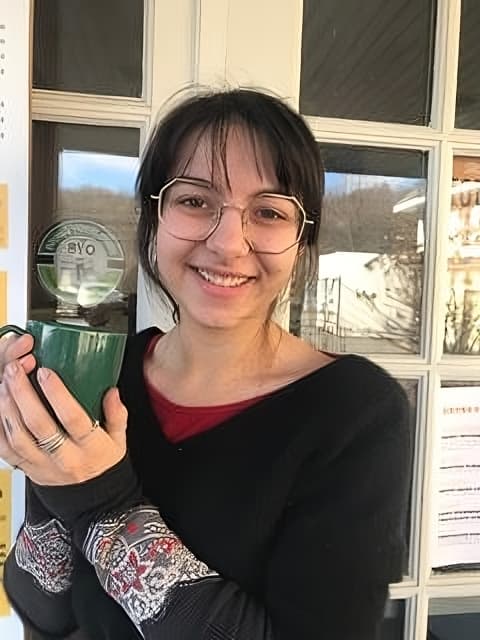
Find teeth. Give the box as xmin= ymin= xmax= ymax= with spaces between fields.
xmin=196 ymin=268 xmax=251 ymax=287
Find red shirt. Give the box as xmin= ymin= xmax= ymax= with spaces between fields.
xmin=144 ymin=335 xmax=265 ymax=443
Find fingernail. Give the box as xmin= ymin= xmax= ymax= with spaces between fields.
xmin=37 ymin=367 xmax=50 ymax=383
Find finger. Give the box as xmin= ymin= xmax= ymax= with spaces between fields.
xmin=0 ymin=334 xmax=35 ymax=379
xmin=2 ymin=412 xmax=74 ymax=485
xmin=102 ymin=388 xmax=128 ymax=449
xmin=3 ymin=416 xmax=38 ymax=466
xmin=0 ymin=393 xmax=27 ymax=468
xmin=35 ymin=367 xmax=93 ymax=440
xmin=19 ymin=353 xmax=37 ymax=375
xmin=3 ymin=333 xmax=34 ymax=361
xmin=0 ymin=385 xmax=43 ymax=467
xmin=3 ymin=361 xmax=65 ymax=442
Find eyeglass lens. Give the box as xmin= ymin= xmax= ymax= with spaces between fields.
xmin=159 ymin=180 xmax=303 ymax=253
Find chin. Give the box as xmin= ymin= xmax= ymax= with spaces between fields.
xmin=181 ymin=302 xmax=268 ymax=331
xmin=190 ymin=312 xmax=251 ymax=331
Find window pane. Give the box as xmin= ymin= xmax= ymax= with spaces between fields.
xmin=398 ymin=378 xmax=418 ymax=575
xmin=428 ymin=597 xmax=480 ymax=638
xmin=300 ymin=0 xmax=436 ymax=124
xmin=33 ymin=0 xmax=144 ymax=97
xmin=381 ymin=599 xmax=406 ymax=640
xmin=290 ymin=145 xmax=427 ymax=354
xmin=456 ymin=2 xmax=480 ymax=129
xmin=444 ymin=157 xmax=480 ymax=355
xmin=30 ymin=122 xmax=140 ymax=333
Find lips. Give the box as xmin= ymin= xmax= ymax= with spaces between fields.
xmin=192 ymin=266 xmax=255 ymax=288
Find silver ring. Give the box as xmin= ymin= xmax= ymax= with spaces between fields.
xmin=37 ymin=430 xmax=67 ymax=455
xmin=90 ymin=419 xmax=100 ymax=433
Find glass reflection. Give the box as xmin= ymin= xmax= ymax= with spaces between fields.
xmin=291 ymin=145 xmax=427 ymax=354
xmin=381 ymin=599 xmax=405 ymax=640
xmin=33 ymin=0 xmax=144 ymax=97
xmin=300 ymin=0 xmax=436 ymax=124
xmin=444 ymin=157 xmax=480 ymax=354
xmin=30 ymin=122 xmax=140 ymax=333
xmin=428 ymin=596 xmax=480 ymax=639
xmin=455 ymin=1 xmax=480 ymax=129
xmin=398 ymin=378 xmax=418 ymax=575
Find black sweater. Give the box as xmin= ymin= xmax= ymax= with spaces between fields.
xmin=4 ymin=328 xmax=412 ymax=639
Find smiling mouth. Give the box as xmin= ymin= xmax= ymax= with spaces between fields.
xmin=193 ymin=267 xmax=255 ymax=288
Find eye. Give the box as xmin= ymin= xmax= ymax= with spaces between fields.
xmin=254 ymin=207 xmax=287 ymax=222
xmin=178 ymin=196 xmax=208 ymax=209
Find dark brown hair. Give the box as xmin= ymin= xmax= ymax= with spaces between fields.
xmin=136 ymin=88 xmax=324 ymax=321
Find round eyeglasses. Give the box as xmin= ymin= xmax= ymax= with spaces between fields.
xmin=151 ymin=177 xmax=312 ymax=255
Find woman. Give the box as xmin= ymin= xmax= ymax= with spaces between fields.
xmin=0 ymin=89 xmax=411 ymax=640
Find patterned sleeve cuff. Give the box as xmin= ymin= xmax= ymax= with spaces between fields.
xmin=33 ymin=455 xmax=143 ymax=539
xmin=83 ymin=505 xmax=218 ymax=627
xmin=15 ymin=518 xmax=74 ymax=594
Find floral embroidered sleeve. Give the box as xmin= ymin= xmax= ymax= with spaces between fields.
xmin=33 ymin=456 xmax=275 ymax=639
xmin=3 ymin=479 xmax=77 ymax=637
xmin=83 ymin=505 xmax=217 ymax=629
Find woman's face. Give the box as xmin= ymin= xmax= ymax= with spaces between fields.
xmin=155 ymin=128 xmax=300 ymax=331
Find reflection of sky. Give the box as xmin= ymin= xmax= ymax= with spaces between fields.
xmin=59 ymin=150 xmax=139 ymax=194
xmin=325 ymin=172 xmax=425 ymax=195
xmin=59 ymin=158 xmax=424 ymax=198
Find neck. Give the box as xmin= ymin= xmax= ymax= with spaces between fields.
xmin=158 ymin=317 xmax=282 ymax=383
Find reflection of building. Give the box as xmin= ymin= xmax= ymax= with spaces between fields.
xmin=296 ymin=170 xmax=424 ymax=354
xmin=445 ymin=158 xmax=480 ymax=354
xmin=301 ymin=251 xmax=421 ymax=354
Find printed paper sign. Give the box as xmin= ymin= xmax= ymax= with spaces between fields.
xmin=433 ymin=386 xmax=480 ymax=568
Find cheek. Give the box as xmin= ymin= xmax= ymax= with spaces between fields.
xmin=264 ymin=251 xmax=298 ymax=286
xmin=155 ymin=231 xmax=198 ymax=293
xmin=155 ymin=232 xmax=177 ymax=287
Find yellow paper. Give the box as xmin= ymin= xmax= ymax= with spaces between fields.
xmin=0 ymin=184 xmax=7 ymax=249
xmin=0 ymin=272 xmax=6 ymax=325
xmin=0 ymin=469 xmax=12 ymax=616
xmin=0 ymin=585 xmax=9 ymax=618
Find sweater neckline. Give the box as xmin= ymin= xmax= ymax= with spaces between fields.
xmin=130 ymin=327 xmax=361 ymax=448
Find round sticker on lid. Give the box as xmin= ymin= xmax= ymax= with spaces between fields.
xmin=35 ymin=219 xmax=125 ymax=308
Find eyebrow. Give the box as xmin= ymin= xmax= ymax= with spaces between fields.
xmin=176 ymin=174 xmax=285 ymax=197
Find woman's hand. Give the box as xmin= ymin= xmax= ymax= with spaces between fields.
xmin=0 ymin=333 xmax=36 ymax=381
xmin=0 ymin=360 xmax=128 ymax=485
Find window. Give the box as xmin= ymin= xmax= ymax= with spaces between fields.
xmin=381 ymin=599 xmax=407 ymax=640
xmin=300 ymin=0 xmax=437 ymax=124
xmin=456 ymin=1 xmax=480 ymax=129
xmin=291 ymin=144 xmax=427 ymax=354
xmin=428 ymin=597 xmax=480 ymax=638
xmin=33 ymin=0 xmax=144 ymax=97
xmin=445 ymin=157 xmax=480 ymax=354
xmin=30 ymin=122 xmax=140 ymax=332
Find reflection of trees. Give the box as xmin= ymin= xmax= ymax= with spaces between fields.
xmin=444 ymin=185 xmax=480 ymax=354
xmin=57 ymin=187 xmax=138 ymax=294
xmin=444 ymin=287 xmax=480 ymax=354
xmin=318 ymin=183 xmax=411 ymax=254
xmin=290 ymin=181 xmax=423 ymax=352
xmin=363 ymin=252 xmax=422 ymax=351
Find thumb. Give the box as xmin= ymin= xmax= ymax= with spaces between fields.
xmin=102 ymin=387 xmax=128 ymax=450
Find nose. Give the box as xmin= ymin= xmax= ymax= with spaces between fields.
xmin=205 ymin=206 xmax=252 ymax=257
